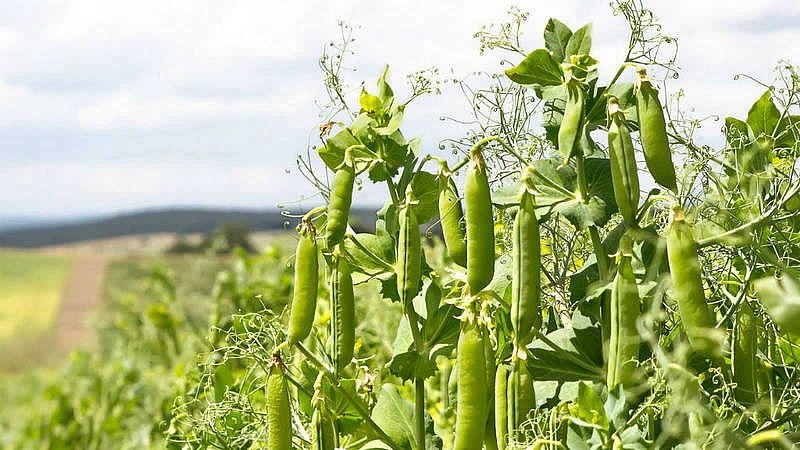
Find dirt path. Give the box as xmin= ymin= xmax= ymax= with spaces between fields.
xmin=52 ymin=255 xmax=109 ymax=355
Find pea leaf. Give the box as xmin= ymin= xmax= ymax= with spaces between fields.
xmin=564 ymin=23 xmax=593 ymax=60
xmin=754 ymin=274 xmax=800 ymax=335
xmin=526 ymin=315 xmax=604 ymax=382
xmin=360 ymin=88 xmax=384 ymax=114
xmin=746 ymin=90 xmax=780 ymax=138
xmin=344 ymin=233 xmax=394 ymax=274
xmin=370 ymin=385 xmax=415 ymax=449
xmin=410 ymin=171 xmax=439 ymax=224
xmin=568 ymin=382 xmax=608 ymax=430
xmin=505 ymin=49 xmax=564 ymax=86
xmin=375 ymin=65 xmax=395 ymax=106
xmin=318 ymin=128 xmax=358 ymax=170
xmin=526 ymin=157 xmax=616 ymax=229
xmin=584 ymin=83 xmax=636 ymax=130
xmin=544 ymin=18 xmax=573 ymax=62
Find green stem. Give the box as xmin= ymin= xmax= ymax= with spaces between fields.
xmin=295 ymin=342 xmax=404 ymax=450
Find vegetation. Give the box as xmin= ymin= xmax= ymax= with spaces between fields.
xmin=4 ymin=2 xmax=800 ymax=449
xmin=0 ymin=250 xmax=73 ymax=367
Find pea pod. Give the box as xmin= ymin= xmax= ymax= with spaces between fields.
xmin=511 ymin=170 xmax=541 ymax=348
xmin=311 ymin=407 xmax=337 ymax=450
xmin=397 ymin=189 xmax=422 ymax=304
xmin=558 ymin=74 xmax=585 ymax=164
xmin=325 ymin=159 xmax=355 ymax=248
xmin=494 ymin=364 xmax=509 ymax=450
xmin=666 ymin=207 xmax=716 ymax=352
xmin=507 ymin=359 xmax=535 ymax=436
xmin=439 ymin=173 xmax=468 ymax=267
xmin=267 ymin=361 xmax=291 ymax=450
xmin=732 ymin=301 xmax=758 ymax=405
xmin=287 ymin=220 xmax=319 ymax=346
xmin=636 ymin=69 xmax=677 ymax=191
xmin=454 ymin=322 xmax=488 ymax=450
xmin=607 ymin=96 xmax=640 ymax=225
xmin=330 ymin=250 xmax=355 ymax=375
xmin=465 ymin=149 xmax=495 ymax=293
xmin=606 ymin=237 xmax=641 ymax=391
xmin=311 ymin=382 xmax=337 ymax=450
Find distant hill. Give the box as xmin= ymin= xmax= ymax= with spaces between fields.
xmin=0 ymin=207 xmax=377 ymax=248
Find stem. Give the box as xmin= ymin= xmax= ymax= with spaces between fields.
xmin=414 ymin=376 xmax=426 ymax=450
xmin=575 ymin=154 xmax=610 ymax=279
xmin=296 ymin=342 xmax=404 ymax=450
xmin=404 ymin=300 xmax=427 ymax=450
xmin=697 ymin=178 xmax=800 ymax=248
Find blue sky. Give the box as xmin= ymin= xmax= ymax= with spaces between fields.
xmin=1 ymin=0 xmax=799 ymax=218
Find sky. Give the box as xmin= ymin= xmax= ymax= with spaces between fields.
xmin=1 ymin=0 xmax=799 ymax=219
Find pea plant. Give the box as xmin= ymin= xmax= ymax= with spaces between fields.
xmin=250 ymin=2 xmax=800 ymax=449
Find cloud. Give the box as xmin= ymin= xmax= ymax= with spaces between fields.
xmin=1 ymin=0 xmax=799 ymax=216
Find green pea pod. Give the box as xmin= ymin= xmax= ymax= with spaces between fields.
xmin=607 ymin=97 xmax=640 ymax=225
xmin=507 ymin=359 xmax=535 ymax=435
xmin=494 ymin=364 xmax=509 ymax=450
xmin=636 ymin=70 xmax=677 ymax=191
xmin=483 ymin=332 xmax=498 ymax=450
xmin=511 ymin=173 xmax=541 ymax=348
xmin=287 ymin=221 xmax=319 ymax=346
xmin=267 ymin=362 xmax=291 ymax=450
xmin=441 ymin=358 xmax=453 ymax=413
xmin=439 ymin=174 xmax=468 ymax=267
xmin=325 ymin=161 xmax=355 ymax=248
xmin=397 ymin=190 xmax=422 ymax=304
xmin=732 ymin=301 xmax=758 ymax=405
xmin=311 ymin=406 xmax=337 ymax=450
xmin=330 ymin=251 xmax=355 ymax=375
xmin=606 ymin=239 xmax=641 ymax=391
xmin=465 ymin=149 xmax=495 ymax=293
xmin=559 ymin=76 xmax=585 ymax=164
xmin=454 ymin=322 xmax=488 ymax=450
xmin=666 ymin=208 xmax=716 ymax=353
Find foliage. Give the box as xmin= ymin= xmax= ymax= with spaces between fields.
xmin=5 ymin=2 xmax=800 ymax=449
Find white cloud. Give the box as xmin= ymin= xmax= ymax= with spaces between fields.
xmin=1 ymin=0 xmax=800 ymax=216
xmin=76 ymin=89 xmax=313 ymax=131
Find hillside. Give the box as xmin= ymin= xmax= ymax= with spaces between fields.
xmin=0 ymin=207 xmax=377 ymax=248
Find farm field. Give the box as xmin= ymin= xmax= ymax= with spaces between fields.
xmin=0 ymin=250 xmax=74 ymax=368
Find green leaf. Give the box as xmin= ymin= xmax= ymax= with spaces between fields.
xmin=724 ymin=116 xmax=750 ymax=145
xmin=564 ymin=23 xmax=593 ymax=60
xmin=526 ymin=158 xmax=616 ymax=229
xmin=571 ymin=382 xmax=608 ymax=430
xmin=375 ymin=105 xmax=405 ymax=136
xmin=754 ymin=274 xmax=800 ymax=335
xmin=544 ymin=18 xmax=572 ymax=62
xmin=746 ymin=90 xmax=780 ymax=137
xmin=344 ymin=233 xmax=394 ymax=273
xmin=376 ymin=65 xmax=395 ymax=106
xmin=534 ymin=380 xmax=581 ymax=409
xmin=585 ymin=83 xmax=636 ymax=129
xmin=527 ymin=318 xmax=603 ymax=382
xmin=360 ymin=88 xmax=384 ymax=114
xmin=318 ymin=128 xmax=358 ymax=170
xmin=421 ymin=281 xmax=459 ymax=359
xmin=505 ymin=49 xmax=564 ymax=86
xmin=409 ymin=171 xmax=439 ymax=224
xmin=371 ymin=385 xmax=415 ymax=449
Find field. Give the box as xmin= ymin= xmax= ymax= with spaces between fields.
xmin=0 ymin=250 xmax=74 ymax=368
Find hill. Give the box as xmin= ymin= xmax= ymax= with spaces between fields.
xmin=0 ymin=207 xmax=377 ymax=248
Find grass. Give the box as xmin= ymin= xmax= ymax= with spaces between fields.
xmin=0 ymin=250 xmax=73 ymax=363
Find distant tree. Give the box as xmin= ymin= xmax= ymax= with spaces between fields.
xmin=202 ymin=223 xmax=256 ymax=254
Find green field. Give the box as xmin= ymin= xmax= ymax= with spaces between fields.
xmin=0 ymin=250 xmax=73 ymax=361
